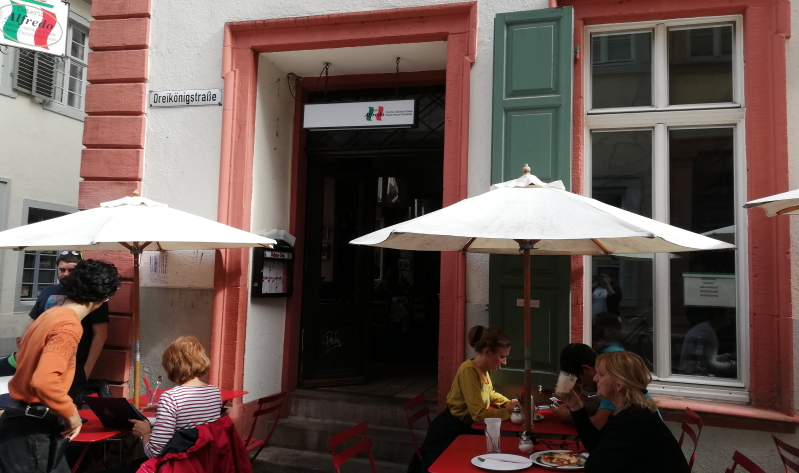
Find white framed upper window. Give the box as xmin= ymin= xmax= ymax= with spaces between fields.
xmin=586 ymin=16 xmax=743 ymax=114
xmin=584 ymin=15 xmax=749 ymax=404
xmin=11 ymin=11 xmax=90 ymax=121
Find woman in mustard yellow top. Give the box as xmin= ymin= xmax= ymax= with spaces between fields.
xmin=408 ymin=326 xmax=519 ymax=473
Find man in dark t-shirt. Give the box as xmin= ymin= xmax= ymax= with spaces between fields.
xmin=29 ymin=251 xmax=109 ymax=394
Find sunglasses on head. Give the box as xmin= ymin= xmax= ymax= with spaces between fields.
xmin=59 ymin=250 xmax=83 ymax=258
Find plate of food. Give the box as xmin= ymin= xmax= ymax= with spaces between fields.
xmin=530 ymin=450 xmax=588 ymax=470
xmin=471 ymin=454 xmax=534 ymax=471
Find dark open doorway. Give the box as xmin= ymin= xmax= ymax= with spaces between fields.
xmin=299 ymin=86 xmax=444 ymax=399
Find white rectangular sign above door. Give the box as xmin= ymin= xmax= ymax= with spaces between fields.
xmin=303 ymin=99 xmax=417 ymax=130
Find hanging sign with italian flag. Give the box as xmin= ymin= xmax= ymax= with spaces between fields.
xmin=0 ymin=0 xmax=69 ymax=56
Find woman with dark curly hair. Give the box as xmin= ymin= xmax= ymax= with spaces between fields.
xmin=0 ymin=259 xmax=120 ymax=473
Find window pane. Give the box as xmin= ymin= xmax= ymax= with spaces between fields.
xmin=22 ymin=269 xmax=34 ymax=283
xmin=591 ymin=130 xmax=654 ymax=368
xmin=39 ymin=254 xmax=55 ymax=270
xmin=591 ymin=32 xmax=652 ymax=109
xmin=669 ymin=128 xmax=737 ymax=379
xmin=669 ymin=26 xmax=734 ymax=105
xmin=38 ymin=270 xmax=55 ymax=284
xmin=24 ymin=253 xmax=36 ymax=268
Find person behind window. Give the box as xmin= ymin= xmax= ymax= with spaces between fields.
xmin=593 ymin=312 xmax=625 ymax=354
xmin=0 ymin=260 xmax=120 ymax=473
xmin=129 ymin=336 xmax=222 ymax=459
xmin=592 ymin=273 xmax=622 ymax=320
xmin=678 ymin=308 xmax=736 ymax=378
xmin=408 ymin=326 xmax=519 ymax=473
xmin=562 ymin=352 xmax=690 ymax=473
xmin=29 ymin=251 xmax=110 ymax=401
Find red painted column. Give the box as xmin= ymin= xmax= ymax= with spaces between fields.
xmin=80 ymin=0 xmax=151 ymax=397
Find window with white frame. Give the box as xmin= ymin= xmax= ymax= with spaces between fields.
xmin=20 ymin=208 xmax=66 ymax=301
xmin=586 ymin=16 xmax=747 ymax=400
xmin=53 ymin=22 xmax=88 ymax=110
xmin=12 ymin=20 xmax=89 ymax=113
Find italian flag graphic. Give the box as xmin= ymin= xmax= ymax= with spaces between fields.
xmin=2 ymin=0 xmax=59 ymax=50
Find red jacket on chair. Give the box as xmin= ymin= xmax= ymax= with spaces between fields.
xmin=137 ymin=416 xmax=253 ymax=473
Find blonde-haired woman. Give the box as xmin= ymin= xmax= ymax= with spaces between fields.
xmin=562 ymin=352 xmax=689 ymax=473
xmin=129 ymin=336 xmax=222 ymax=458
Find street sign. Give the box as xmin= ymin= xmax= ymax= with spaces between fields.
xmin=149 ymin=88 xmax=223 ymax=107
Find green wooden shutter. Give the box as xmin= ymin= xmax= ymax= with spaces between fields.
xmin=489 ymin=7 xmax=574 ymax=389
xmin=13 ymin=49 xmax=56 ymax=100
xmin=492 ymin=6 xmax=573 ymax=189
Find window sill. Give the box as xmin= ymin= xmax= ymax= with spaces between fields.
xmin=42 ymin=101 xmax=86 ymax=121
xmin=654 ymin=396 xmax=799 ymax=432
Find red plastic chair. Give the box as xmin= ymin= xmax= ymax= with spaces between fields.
xmin=773 ymin=435 xmax=799 ymax=472
xmin=403 ymin=393 xmax=431 ymax=460
xmin=725 ymin=451 xmax=767 ymax=473
xmin=328 ymin=422 xmax=377 ymax=473
xmin=241 ymin=390 xmax=288 ymax=463
xmin=677 ymin=407 xmax=703 ymax=470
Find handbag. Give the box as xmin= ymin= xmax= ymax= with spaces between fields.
xmin=48 ymin=436 xmax=70 ymax=472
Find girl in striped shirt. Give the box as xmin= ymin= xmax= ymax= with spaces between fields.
xmin=130 ymin=336 xmax=221 ymax=457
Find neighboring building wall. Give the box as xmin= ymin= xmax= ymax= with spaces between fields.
xmin=788 ymin=0 xmax=799 ymax=414
xmin=0 ymin=0 xmax=93 ymax=353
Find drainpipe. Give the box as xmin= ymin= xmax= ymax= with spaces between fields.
xmin=549 ymin=0 xmax=558 ymax=7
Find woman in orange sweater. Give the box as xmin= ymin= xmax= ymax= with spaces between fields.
xmin=409 ymin=326 xmax=519 ymax=473
xmin=0 ymin=259 xmax=120 ymax=473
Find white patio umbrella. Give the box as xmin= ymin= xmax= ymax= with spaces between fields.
xmin=744 ymin=189 xmax=799 ymax=216
xmin=0 ymin=195 xmax=275 ymax=407
xmin=351 ymin=169 xmax=734 ymax=432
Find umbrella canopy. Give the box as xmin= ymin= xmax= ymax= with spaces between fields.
xmin=744 ymin=189 xmax=799 ymax=216
xmin=0 ymin=196 xmax=274 ymax=251
xmin=351 ymin=171 xmax=734 ymax=433
xmin=352 ymin=173 xmax=733 ymax=254
xmin=0 ymin=195 xmax=275 ymax=407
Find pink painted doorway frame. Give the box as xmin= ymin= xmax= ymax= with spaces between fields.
xmin=212 ymin=2 xmax=478 ymax=410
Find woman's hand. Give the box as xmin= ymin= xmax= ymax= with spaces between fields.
xmin=504 ymin=399 xmax=520 ymax=412
xmin=62 ymin=411 xmax=83 ymax=439
xmin=561 ymin=389 xmax=584 ymax=412
xmin=129 ymin=418 xmax=151 ymax=438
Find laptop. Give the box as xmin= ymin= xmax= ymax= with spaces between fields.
xmin=84 ymin=397 xmax=148 ymax=429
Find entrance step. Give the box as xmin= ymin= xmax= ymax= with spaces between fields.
xmin=271 ymin=416 xmax=425 ymax=463
xmin=253 ymin=446 xmax=407 ymax=473
xmin=290 ymin=389 xmax=437 ymax=430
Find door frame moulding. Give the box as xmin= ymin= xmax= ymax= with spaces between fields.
xmin=212 ymin=2 xmax=477 ymax=411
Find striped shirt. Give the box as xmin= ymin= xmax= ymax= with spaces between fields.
xmin=145 ymin=384 xmax=222 ymax=458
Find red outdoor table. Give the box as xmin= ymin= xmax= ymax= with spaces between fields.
xmin=472 ymin=409 xmax=579 ymax=436
xmin=429 ymin=435 xmax=552 ymax=473
xmin=71 ymin=409 xmax=156 ymax=473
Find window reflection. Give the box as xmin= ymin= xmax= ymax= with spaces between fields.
xmin=669 ymin=127 xmax=737 ymax=378
xmin=591 ymin=130 xmax=654 ymax=368
xmin=591 ymin=32 xmax=652 ymax=109
xmin=669 ymin=25 xmax=734 ymax=105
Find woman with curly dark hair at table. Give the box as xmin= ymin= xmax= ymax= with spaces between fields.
xmin=561 ymin=351 xmax=690 ymax=473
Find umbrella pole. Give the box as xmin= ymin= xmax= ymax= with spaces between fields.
xmin=132 ymin=251 xmax=141 ymax=408
xmin=523 ymin=248 xmax=532 ymax=433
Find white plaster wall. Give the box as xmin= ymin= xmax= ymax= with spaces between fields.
xmin=787 ymin=0 xmax=799 ymax=414
xmin=0 ymin=0 xmax=92 ymax=341
xmin=241 ymin=56 xmax=295 ymax=402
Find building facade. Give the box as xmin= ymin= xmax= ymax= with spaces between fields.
xmin=0 ymin=0 xmax=93 ymax=353
xmin=79 ymin=0 xmax=796 ymax=470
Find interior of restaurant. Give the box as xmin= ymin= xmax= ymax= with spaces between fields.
xmin=299 ymin=86 xmax=445 ymax=399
